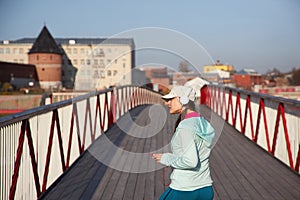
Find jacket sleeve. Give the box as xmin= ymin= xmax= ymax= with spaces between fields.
xmin=160 ymin=128 xmax=199 ymax=169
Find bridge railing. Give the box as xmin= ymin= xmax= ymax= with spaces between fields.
xmin=0 ymin=85 xmax=162 ymax=200
xmin=204 ymin=85 xmax=300 ymax=173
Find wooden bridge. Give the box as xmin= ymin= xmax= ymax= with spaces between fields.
xmin=38 ymin=104 xmax=300 ymax=200
xmin=1 ymin=86 xmax=299 ymax=199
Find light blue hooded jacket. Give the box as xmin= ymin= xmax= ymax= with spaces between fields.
xmin=160 ymin=115 xmax=215 ymax=191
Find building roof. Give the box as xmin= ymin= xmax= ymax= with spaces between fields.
xmin=29 ymin=26 xmax=62 ymax=55
xmin=58 ymin=38 xmax=135 ymax=46
xmin=0 ymin=61 xmax=39 ymax=83
xmin=236 ymin=69 xmax=261 ymax=75
xmin=4 ymin=37 xmax=135 ymax=47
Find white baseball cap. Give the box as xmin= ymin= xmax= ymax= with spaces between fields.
xmin=162 ymin=86 xmax=196 ymax=101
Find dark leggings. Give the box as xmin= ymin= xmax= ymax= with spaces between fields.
xmin=159 ymin=186 xmax=214 ymax=200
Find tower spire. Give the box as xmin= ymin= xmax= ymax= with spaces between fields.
xmin=29 ymin=25 xmax=61 ymax=54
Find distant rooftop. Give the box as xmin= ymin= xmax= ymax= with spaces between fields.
xmin=1 ymin=24 xmax=135 ymax=49
xmin=1 ymin=37 xmax=135 ymax=47
xmin=0 ymin=61 xmax=39 ymax=84
xmin=236 ymin=68 xmax=260 ymax=75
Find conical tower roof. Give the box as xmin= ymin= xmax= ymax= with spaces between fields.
xmin=29 ymin=26 xmax=62 ymax=54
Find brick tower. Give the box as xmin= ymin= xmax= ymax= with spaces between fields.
xmin=28 ymin=26 xmax=62 ymax=90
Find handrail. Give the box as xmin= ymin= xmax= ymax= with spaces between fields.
xmin=203 ymin=85 xmax=300 ymax=173
xmin=0 ymin=89 xmax=112 ymax=127
xmin=0 ymin=86 xmax=163 ymax=200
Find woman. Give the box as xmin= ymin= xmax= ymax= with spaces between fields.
xmin=152 ymin=85 xmax=215 ymax=200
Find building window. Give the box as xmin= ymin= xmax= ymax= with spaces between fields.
xmin=86 ymin=59 xmax=91 ymax=65
xmin=93 ymin=49 xmax=98 ymax=56
xmin=94 ymin=59 xmax=98 ymax=65
xmin=0 ymin=48 xmax=3 ymax=54
xmin=81 ymin=59 xmax=85 ymax=65
xmin=99 ymin=49 xmax=104 ymax=57
xmin=93 ymin=70 xmax=99 ymax=78
xmin=114 ymin=59 xmax=118 ymax=64
xmin=73 ymin=49 xmax=78 ymax=54
xmin=50 ymin=55 xmax=52 ymax=60
xmin=113 ymin=70 xmax=117 ymax=76
xmin=73 ymin=59 xmax=78 ymax=65
xmin=80 ymin=48 xmax=84 ymax=54
xmin=107 ymin=70 xmax=111 ymax=76
xmin=67 ymin=49 xmax=71 ymax=54
xmin=100 ymin=70 xmax=105 ymax=78
xmin=6 ymin=48 xmax=10 ymax=54
xmin=86 ymin=49 xmax=91 ymax=55
xmin=123 ymin=63 xmax=126 ymax=68
xmin=13 ymin=48 xmax=17 ymax=54
xmin=19 ymin=48 xmax=24 ymax=54
xmin=100 ymin=59 xmax=104 ymax=67
xmin=107 ymin=59 xmax=111 ymax=65
xmin=37 ymin=55 xmax=39 ymax=60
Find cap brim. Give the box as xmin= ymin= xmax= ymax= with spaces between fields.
xmin=162 ymin=93 xmax=176 ymax=99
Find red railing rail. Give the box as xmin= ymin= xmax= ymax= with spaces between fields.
xmin=0 ymin=85 xmax=162 ymax=200
xmin=201 ymin=85 xmax=300 ymax=173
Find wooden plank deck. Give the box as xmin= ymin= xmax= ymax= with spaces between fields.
xmin=39 ymin=105 xmax=300 ymax=200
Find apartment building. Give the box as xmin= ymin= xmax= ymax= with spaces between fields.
xmin=0 ymin=40 xmax=32 ymax=64
xmin=62 ymin=38 xmax=134 ymax=90
xmin=0 ymin=26 xmax=135 ymax=90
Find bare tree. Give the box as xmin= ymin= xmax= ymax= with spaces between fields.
xmin=291 ymin=68 xmax=300 ymax=85
xmin=178 ymin=60 xmax=190 ymax=72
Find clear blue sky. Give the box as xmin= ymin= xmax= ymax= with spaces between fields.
xmin=0 ymin=0 xmax=299 ymax=73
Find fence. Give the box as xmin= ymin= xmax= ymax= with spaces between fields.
xmin=0 ymin=95 xmax=42 ymax=115
xmin=0 ymin=85 xmax=162 ymax=200
xmin=205 ymin=85 xmax=300 ymax=173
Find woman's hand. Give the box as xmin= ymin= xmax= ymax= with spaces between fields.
xmin=152 ymin=153 xmax=163 ymax=163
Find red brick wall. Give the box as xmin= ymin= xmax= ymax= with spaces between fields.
xmin=28 ymin=53 xmax=62 ymax=82
xmin=234 ymin=74 xmax=251 ymax=89
xmin=251 ymin=75 xmax=262 ymax=85
xmin=234 ymin=74 xmax=262 ymax=89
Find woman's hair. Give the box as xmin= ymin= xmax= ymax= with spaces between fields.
xmin=174 ymin=100 xmax=196 ymax=132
